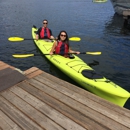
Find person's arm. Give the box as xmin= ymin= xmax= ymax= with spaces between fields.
xmin=50 ymin=29 xmax=52 ymax=35
xmin=36 ymin=34 xmax=39 ymax=40
xmin=69 ymin=48 xmax=80 ymax=54
xmin=35 ymin=28 xmax=41 ymax=40
xmin=50 ymin=41 xmax=57 ymax=55
xmin=49 ymin=29 xmax=54 ymax=39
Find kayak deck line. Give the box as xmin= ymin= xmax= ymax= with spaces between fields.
xmin=0 ymin=60 xmax=130 ymax=130
xmin=32 ymin=26 xmax=130 ymax=107
xmin=67 ymin=63 xmax=90 ymax=73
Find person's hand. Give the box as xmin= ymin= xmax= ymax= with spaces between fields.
xmin=50 ymin=36 xmax=55 ymax=40
xmin=76 ymin=51 xmax=80 ymax=54
xmin=55 ymin=37 xmax=58 ymax=40
xmin=35 ymin=35 xmax=39 ymax=40
xmin=50 ymin=52 xmax=53 ymax=55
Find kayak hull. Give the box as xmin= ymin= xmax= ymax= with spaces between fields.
xmin=32 ymin=26 xmax=130 ymax=107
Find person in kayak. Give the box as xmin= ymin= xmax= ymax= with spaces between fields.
xmin=50 ymin=30 xmax=80 ymax=58
xmin=36 ymin=19 xmax=54 ymax=40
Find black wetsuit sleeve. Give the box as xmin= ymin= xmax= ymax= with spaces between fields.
xmin=49 ymin=29 xmax=52 ymax=36
xmin=36 ymin=27 xmax=42 ymax=35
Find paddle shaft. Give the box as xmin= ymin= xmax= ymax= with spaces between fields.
xmin=8 ymin=37 xmax=81 ymax=42
xmin=12 ymin=52 xmax=101 ymax=58
xmin=34 ymin=52 xmax=85 ymax=56
xmin=34 ymin=52 xmax=101 ymax=56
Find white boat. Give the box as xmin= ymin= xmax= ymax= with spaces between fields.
xmin=110 ymin=0 xmax=130 ymax=15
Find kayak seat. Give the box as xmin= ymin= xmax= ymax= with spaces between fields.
xmin=69 ymin=54 xmax=75 ymax=59
xmin=82 ymin=70 xmax=103 ymax=79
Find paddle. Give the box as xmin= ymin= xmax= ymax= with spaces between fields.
xmin=12 ymin=52 xmax=101 ymax=58
xmin=8 ymin=37 xmax=81 ymax=42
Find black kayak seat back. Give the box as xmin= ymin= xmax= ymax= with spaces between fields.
xmin=82 ymin=70 xmax=103 ymax=79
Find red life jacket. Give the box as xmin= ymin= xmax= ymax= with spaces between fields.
xmin=55 ymin=41 xmax=69 ymax=56
xmin=40 ymin=27 xmax=51 ymax=38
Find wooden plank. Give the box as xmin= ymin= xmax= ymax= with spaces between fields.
xmin=0 ymin=117 xmax=12 ymax=130
xmin=0 ymin=110 xmax=22 ymax=130
xmin=0 ymin=61 xmax=4 ymax=65
xmin=24 ymin=67 xmax=39 ymax=75
xmin=27 ymin=69 xmax=43 ymax=79
xmin=18 ymin=81 xmax=115 ymax=130
xmin=0 ymin=61 xmax=14 ymax=70
xmin=1 ymin=91 xmax=65 ymax=130
xmin=0 ymin=64 xmax=11 ymax=71
xmin=10 ymin=86 xmax=86 ymax=130
xmin=0 ymin=96 xmax=43 ymax=130
xmin=0 ymin=68 xmax=13 ymax=77
xmin=33 ymin=75 xmax=130 ymax=128
xmin=40 ymin=72 xmax=130 ymax=118
xmin=0 ymin=61 xmax=8 ymax=66
xmin=25 ymin=78 xmax=130 ymax=130
xmin=24 ymin=67 xmax=43 ymax=78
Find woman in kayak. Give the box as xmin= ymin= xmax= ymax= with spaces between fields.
xmin=36 ymin=19 xmax=54 ymax=40
xmin=50 ymin=30 xmax=80 ymax=57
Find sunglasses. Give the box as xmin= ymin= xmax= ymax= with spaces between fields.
xmin=60 ymin=34 xmax=66 ymax=37
xmin=43 ymin=22 xmax=48 ymax=24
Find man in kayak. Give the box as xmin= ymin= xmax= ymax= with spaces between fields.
xmin=36 ymin=19 xmax=54 ymax=40
xmin=50 ymin=30 xmax=80 ymax=58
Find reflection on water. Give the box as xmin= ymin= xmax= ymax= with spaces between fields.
xmin=105 ymin=13 xmax=130 ymax=36
xmin=103 ymin=14 xmax=130 ymax=108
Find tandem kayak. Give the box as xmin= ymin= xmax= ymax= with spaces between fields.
xmin=32 ymin=26 xmax=130 ymax=107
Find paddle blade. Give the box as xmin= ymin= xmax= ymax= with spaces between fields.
xmin=92 ymin=0 xmax=107 ymax=3
xmin=69 ymin=37 xmax=81 ymax=41
xmin=8 ymin=37 xmax=24 ymax=42
xmin=86 ymin=52 xmax=101 ymax=55
xmin=12 ymin=54 xmax=34 ymax=58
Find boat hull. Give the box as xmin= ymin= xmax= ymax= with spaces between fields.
xmin=110 ymin=0 xmax=130 ymax=15
xmin=32 ymin=26 xmax=130 ymax=107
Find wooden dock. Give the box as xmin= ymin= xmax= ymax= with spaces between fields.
xmin=0 ymin=61 xmax=130 ymax=130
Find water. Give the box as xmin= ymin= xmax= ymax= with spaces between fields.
xmin=0 ymin=0 xmax=130 ymax=109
